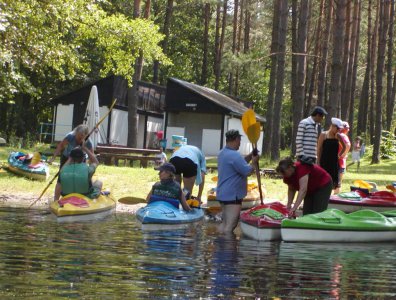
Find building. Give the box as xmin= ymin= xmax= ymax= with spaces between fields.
xmin=51 ymin=76 xmax=265 ymax=155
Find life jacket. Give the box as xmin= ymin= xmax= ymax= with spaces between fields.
xmin=150 ymin=180 xmax=181 ymax=208
xmin=60 ymin=163 xmax=90 ymax=195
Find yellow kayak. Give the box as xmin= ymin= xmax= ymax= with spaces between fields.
xmin=50 ymin=193 xmax=116 ymax=221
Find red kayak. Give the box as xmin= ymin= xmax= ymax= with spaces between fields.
xmin=240 ymin=201 xmax=289 ymax=241
xmin=329 ymin=190 xmax=396 ymax=213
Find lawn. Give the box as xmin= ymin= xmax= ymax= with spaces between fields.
xmin=0 ymin=144 xmax=394 ymax=205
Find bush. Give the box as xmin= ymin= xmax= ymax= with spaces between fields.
xmin=380 ymin=130 xmax=396 ymax=159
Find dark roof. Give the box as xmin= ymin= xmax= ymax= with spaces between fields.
xmin=168 ymin=78 xmax=266 ymax=122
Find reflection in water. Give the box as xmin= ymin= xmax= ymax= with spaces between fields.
xmin=1 ymin=207 xmax=396 ymax=298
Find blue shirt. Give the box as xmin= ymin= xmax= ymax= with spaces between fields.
xmin=62 ymin=132 xmax=93 ymax=158
xmin=216 ymin=146 xmax=253 ymax=201
xmin=171 ymin=145 xmax=207 ymax=185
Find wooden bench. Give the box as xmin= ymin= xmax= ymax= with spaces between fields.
xmin=96 ymin=145 xmax=161 ymax=168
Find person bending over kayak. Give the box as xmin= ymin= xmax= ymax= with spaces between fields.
xmin=146 ymin=162 xmax=192 ymax=212
xmin=276 ymin=157 xmax=332 ymax=216
xmin=54 ymin=146 xmax=102 ymax=201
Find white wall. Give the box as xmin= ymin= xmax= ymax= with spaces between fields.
xmin=202 ymin=129 xmax=221 ymax=156
xmin=225 ymin=117 xmax=263 ymax=155
xmin=165 ymin=127 xmax=185 ymax=149
xmin=109 ymin=109 xmax=128 ymax=146
xmin=54 ymin=104 xmax=73 ymax=141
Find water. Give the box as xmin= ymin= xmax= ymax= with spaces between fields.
xmin=1 ymin=207 xmax=396 ymax=299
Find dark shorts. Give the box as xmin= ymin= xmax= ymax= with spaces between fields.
xmin=218 ymin=199 xmax=243 ymax=205
xmin=169 ymin=157 xmax=197 ymax=178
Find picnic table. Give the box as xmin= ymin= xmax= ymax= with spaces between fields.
xmin=96 ymin=145 xmax=161 ymax=168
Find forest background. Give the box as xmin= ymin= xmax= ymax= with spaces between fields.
xmin=1 ymin=0 xmax=395 ymax=164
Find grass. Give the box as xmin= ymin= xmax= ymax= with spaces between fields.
xmin=0 ymin=144 xmax=395 ymax=205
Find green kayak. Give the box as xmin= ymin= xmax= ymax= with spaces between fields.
xmin=281 ymin=209 xmax=396 ymax=242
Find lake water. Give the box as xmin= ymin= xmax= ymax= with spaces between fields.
xmin=1 ymin=207 xmax=396 ymax=299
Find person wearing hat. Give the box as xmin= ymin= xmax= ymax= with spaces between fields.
xmin=216 ymin=129 xmax=259 ymax=234
xmin=317 ymin=117 xmax=347 ymax=192
xmin=169 ymin=144 xmax=207 ymax=203
xmin=295 ymin=106 xmax=328 ymax=164
xmin=54 ymin=145 xmax=102 ymax=201
xmin=146 ymin=162 xmax=192 ymax=211
xmin=335 ymin=121 xmax=351 ymax=194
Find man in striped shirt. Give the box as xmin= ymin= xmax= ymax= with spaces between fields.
xmin=295 ymin=106 xmax=327 ymax=164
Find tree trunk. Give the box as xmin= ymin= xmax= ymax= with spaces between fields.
xmin=307 ymin=0 xmax=325 ymax=110
xmin=200 ymin=2 xmax=210 ymax=85
xmin=386 ymin=0 xmax=395 ymax=131
xmin=328 ymin=0 xmax=346 ymax=122
xmin=263 ymin=0 xmax=280 ymax=156
xmin=317 ymin=0 xmax=333 ymax=106
xmin=372 ymin=0 xmax=390 ymax=163
xmin=215 ymin=0 xmax=228 ymax=90
xmin=370 ymin=1 xmax=380 ymax=144
xmin=234 ymin=0 xmax=244 ymax=95
xmin=228 ymin=0 xmax=239 ymax=95
xmin=153 ymin=0 xmax=173 ymax=85
xmin=340 ymin=0 xmax=352 ymax=118
xmin=292 ymin=0 xmax=310 ymax=156
xmin=291 ymin=0 xmax=298 ymax=122
xmin=271 ymin=0 xmax=288 ymax=161
xmin=127 ymin=0 xmax=142 ymax=148
xmin=213 ymin=2 xmax=221 ymax=88
xmin=347 ymin=0 xmax=361 ymax=139
xmin=243 ymin=0 xmax=251 ymax=52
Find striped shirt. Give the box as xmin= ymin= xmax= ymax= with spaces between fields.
xmin=295 ymin=116 xmax=318 ymax=159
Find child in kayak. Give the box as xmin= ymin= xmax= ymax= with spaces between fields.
xmin=146 ymin=162 xmax=192 ymax=211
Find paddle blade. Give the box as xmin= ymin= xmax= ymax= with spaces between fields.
xmin=247 ymin=123 xmax=261 ymax=144
xmin=31 ymin=152 xmax=42 ymax=165
xmin=242 ymin=109 xmax=256 ymax=134
xmin=118 ymin=196 xmax=147 ymax=205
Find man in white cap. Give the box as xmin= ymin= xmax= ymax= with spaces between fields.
xmin=295 ymin=106 xmax=328 ymax=165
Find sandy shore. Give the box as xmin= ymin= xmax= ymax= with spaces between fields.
xmin=0 ymin=192 xmax=144 ymax=214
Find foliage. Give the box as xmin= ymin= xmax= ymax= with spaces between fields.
xmin=380 ymin=131 xmax=396 ymax=159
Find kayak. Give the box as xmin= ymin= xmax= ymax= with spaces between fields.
xmin=281 ymin=209 xmax=396 ymax=242
xmin=204 ymin=181 xmax=261 ymax=213
xmin=7 ymin=151 xmax=49 ymax=181
xmin=50 ymin=192 xmax=116 ymax=222
xmin=240 ymin=201 xmax=289 ymax=241
xmin=329 ymin=190 xmax=396 ymax=213
xmin=136 ymin=200 xmax=204 ymax=229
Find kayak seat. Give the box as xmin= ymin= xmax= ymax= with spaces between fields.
xmin=348 ymin=209 xmax=386 ymax=220
xmin=149 ymin=194 xmax=180 ymax=209
xmin=251 ymin=208 xmax=284 ymax=220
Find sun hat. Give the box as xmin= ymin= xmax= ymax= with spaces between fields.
xmin=155 ymin=162 xmax=176 ymax=174
xmin=310 ymin=106 xmax=328 ymax=116
xmin=342 ymin=121 xmax=350 ymax=129
xmin=331 ymin=117 xmax=344 ymax=129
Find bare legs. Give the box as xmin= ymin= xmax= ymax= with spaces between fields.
xmin=175 ymin=174 xmax=196 ymax=196
xmin=217 ymin=203 xmax=241 ymax=234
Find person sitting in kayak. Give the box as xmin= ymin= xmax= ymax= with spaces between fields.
xmin=146 ymin=162 xmax=192 ymax=212
xmin=54 ymin=146 xmax=102 ymax=201
xmin=276 ymin=157 xmax=332 ymax=216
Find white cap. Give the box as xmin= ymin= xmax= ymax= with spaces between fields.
xmin=331 ymin=117 xmax=344 ymax=129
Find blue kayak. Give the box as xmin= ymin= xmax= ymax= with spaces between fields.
xmin=136 ymin=201 xmax=204 ymax=225
xmin=7 ymin=151 xmax=49 ymax=181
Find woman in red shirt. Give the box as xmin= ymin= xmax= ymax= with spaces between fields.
xmin=276 ymin=157 xmax=333 ymax=215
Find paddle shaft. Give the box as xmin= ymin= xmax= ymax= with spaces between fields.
xmin=253 ymin=143 xmax=264 ymax=205
xmin=29 ymin=99 xmax=117 ymax=208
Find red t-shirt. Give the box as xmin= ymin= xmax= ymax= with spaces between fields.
xmin=283 ymin=162 xmax=332 ymax=195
